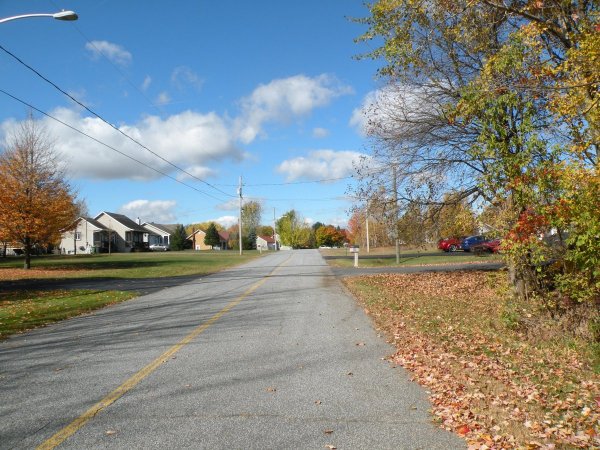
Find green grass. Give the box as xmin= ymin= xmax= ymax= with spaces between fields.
xmin=326 ymin=252 xmax=502 ymax=268
xmin=0 ymin=289 xmax=136 ymax=339
xmin=0 ymin=250 xmax=263 ymax=280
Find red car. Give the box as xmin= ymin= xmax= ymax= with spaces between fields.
xmin=437 ymin=237 xmax=464 ymax=252
xmin=472 ymin=238 xmax=501 ymax=254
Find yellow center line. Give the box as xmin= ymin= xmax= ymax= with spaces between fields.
xmin=37 ymin=256 xmax=290 ymax=450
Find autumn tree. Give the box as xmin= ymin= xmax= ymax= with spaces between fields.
xmin=315 ymin=225 xmax=346 ymax=248
xmin=347 ymin=203 xmax=394 ymax=249
xmin=204 ymin=222 xmax=221 ymax=248
xmin=432 ymin=194 xmax=477 ymax=240
xmin=0 ymin=118 xmax=78 ymax=269
xmin=397 ymin=203 xmax=429 ymax=247
xmin=355 ymin=0 xmax=599 ymax=303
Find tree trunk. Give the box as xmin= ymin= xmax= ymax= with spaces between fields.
xmin=508 ymin=262 xmax=526 ymax=298
xmin=23 ymin=237 xmax=31 ymax=270
xmin=1 ymin=242 xmax=6 ymax=258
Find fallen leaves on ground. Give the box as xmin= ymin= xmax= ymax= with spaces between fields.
xmin=344 ymin=271 xmax=600 ymax=449
xmin=0 ymin=267 xmax=84 ymax=280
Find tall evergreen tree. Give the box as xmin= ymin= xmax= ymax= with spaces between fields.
xmin=204 ymin=222 xmax=221 ymax=248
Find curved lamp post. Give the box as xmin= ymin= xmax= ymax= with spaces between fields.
xmin=0 ymin=10 xmax=78 ymax=24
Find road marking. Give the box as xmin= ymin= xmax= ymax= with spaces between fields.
xmin=37 ymin=256 xmax=290 ymax=450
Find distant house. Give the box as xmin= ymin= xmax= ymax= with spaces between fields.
xmin=256 ymin=235 xmax=277 ymax=251
xmin=187 ymin=229 xmax=212 ymax=251
xmin=94 ymin=212 xmax=148 ymax=252
xmin=59 ymin=217 xmax=109 ymax=254
xmin=143 ymin=222 xmax=179 ymax=248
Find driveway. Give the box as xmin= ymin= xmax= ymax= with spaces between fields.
xmin=0 ymin=249 xmax=464 ymax=449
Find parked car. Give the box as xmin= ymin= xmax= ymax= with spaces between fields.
xmin=471 ymin=238 xmax=501 ymax=254
xmin=149 ymin=244 xmax=169 ymax=251
xmin=461 ymin=235 xmax=488 ymax=252
xmin=437 ymin=237 xmax=465 ymax=252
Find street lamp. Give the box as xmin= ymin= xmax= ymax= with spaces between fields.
xmin=0 ymin=10 xmax=78 ymax=24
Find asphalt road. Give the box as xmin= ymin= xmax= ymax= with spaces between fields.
xmin=0 ymin=249 xmax=465 ymax=449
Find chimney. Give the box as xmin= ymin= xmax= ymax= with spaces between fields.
xmin=137 ymin=217 xmax=141 ymax=225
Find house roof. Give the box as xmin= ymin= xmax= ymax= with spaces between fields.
xmin=83 ymin=217 xmax=108 ymax=230
xmin=258 ymin=235 xmax=275 ymax=244
xmin=143 ymin=222 xmax=179 ymax=235
xmin=218 ymin=231 xmax=230 ymax=241
xmin=186 ymin=229 xmax=206 ymax=240
xmin=95 ymin=212 xmax=147 ymax=232
xmin=61 ymin=216 xmax=108 ymax=232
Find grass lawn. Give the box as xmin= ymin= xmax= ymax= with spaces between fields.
xmin=0 ymin=289 xmax=136 ymax=339
xmin=0 ymin=251 xmax=262 ymax=339
xmin=324 ymin=251 xmax=502 ymax=268
xmin=344 ymin=271 xmax=600 ymax=448
xmin=0 ymin=250 xmax=262 ymax=281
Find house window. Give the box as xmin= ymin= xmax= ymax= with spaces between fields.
xmin=75 ymin=232 xmax=81 ymax=241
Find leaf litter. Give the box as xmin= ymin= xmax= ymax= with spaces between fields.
xmin=344 ymin=271 xmax=600 ymax=449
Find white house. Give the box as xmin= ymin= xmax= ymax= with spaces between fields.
xmin=143 ymin=222 xmax=179 ymax=248
xmin=59 ymin=217 xmax=109 ymax=254
xmin=94 ymin=212 xmax=148 ymax=252
xmin=256 ymin=235 xmax=277 ymax=251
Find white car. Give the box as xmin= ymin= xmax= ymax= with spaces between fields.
xmin=149 ymin=244 xmax=169 ymax=251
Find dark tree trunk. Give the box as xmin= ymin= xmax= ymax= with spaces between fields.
xmin=23 ymin=237 xmax=31 ymax=269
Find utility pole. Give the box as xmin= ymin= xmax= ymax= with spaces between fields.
xmin=392 ymin=165 xmax=400 ymax=264
xmin=238 ymin=175 xmax=243 ymax=255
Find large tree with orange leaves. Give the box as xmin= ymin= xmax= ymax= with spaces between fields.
xmin=0 ymin=118 xmax=78 ymax=269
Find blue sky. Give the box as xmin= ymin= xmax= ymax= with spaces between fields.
xmin=0 ymin=1 xmax=381 ymax=229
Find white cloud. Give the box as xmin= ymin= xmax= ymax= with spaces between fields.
xmin=119 ymin=200 xmax=177 ymax=223
xmin=215 ymin=197 xmax=259 ymax=212
xmin=214 ymin=215 xmax=237 ymax=228
xmin=312 ymin=127 xmax=329 ymax=138
xmin=141 ymin=75 xmax=152 ymax=91
xmin=326 ymin=217 xmax=348 ymax=229
xmin=177 ymin=165 xmax=217 ymax=181
xmin=277 ymin=149 xmax=366 ymax=182
xmin=349 ymin=105 xmax=368 ymax=136
xmin=235 ymin=74 xmax=353 ymax=144
xmin=8 ymin=107 xmax=242 ymax=181
xmin=171 ymin=66 xmax=204 ymax=91
xmin=155 ymin=92 xmax=171 ymax=106
xmin=215 ymin=199 xmax=240 ymax=211
xmin=0 ymin=74 xmax=354 ymax=185
xmin=85 ymin=40 xmax=132 ymax=67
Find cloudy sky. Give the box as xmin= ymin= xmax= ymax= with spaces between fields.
xmin=0 ymin=1 xmax=381 ymax=228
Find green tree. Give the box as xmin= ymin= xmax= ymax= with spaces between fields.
xmin=170 ymin=224 xmax=188 ymax=251
xmin=276 ymin=210 xmax=311 ymax=248
xmin=241 ymin=201 xmax=262 ymax=238
xmin=257 ymin=225 xmax=274 ymax=236
xmin=204 ymin=222 xmax=221 ymax=248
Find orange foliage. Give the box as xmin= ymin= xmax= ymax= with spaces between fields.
xmin=0 ymin=119 xmax=78 ymax=266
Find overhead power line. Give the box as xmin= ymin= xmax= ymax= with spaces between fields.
xmin=0 ymin=43 xmax=235 ymax=198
